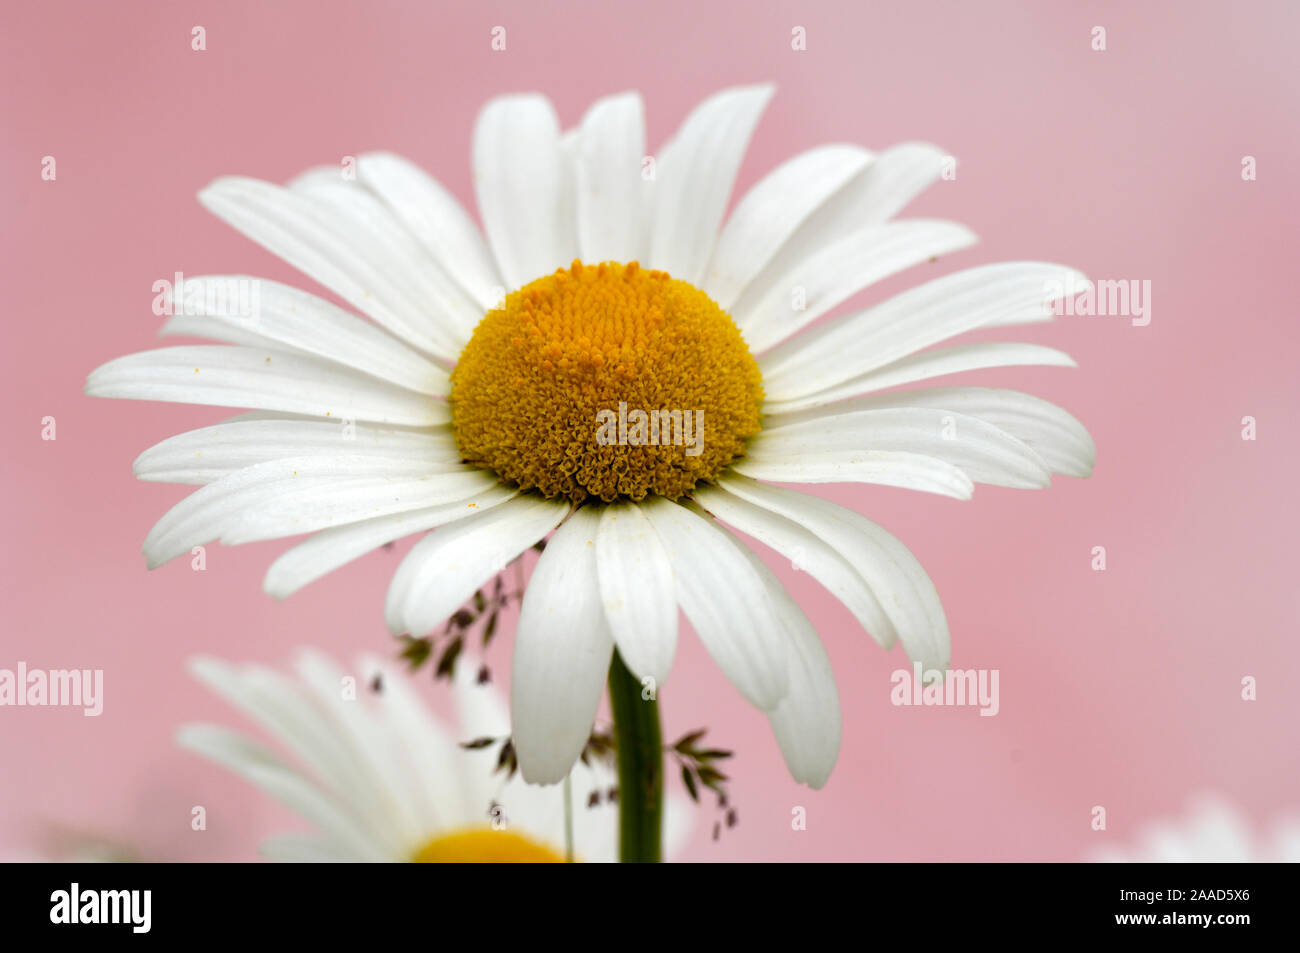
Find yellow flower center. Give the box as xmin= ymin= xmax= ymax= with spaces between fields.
xmin=450 ymin=261 xmax=764 ymax=503
xmin=411 ymin=827 xmax=569 ymax=863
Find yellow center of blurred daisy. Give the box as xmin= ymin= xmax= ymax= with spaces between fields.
xmin=411 ymin=827 xmax=569 ymax=863
xmin=450 ymin=261 xmax=764 ymax=503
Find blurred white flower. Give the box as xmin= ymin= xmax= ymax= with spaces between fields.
xmin=1089 ymin=794 xmax=1300 ymax=863
xmin=178 ymin=649 xmax=688 ymax=862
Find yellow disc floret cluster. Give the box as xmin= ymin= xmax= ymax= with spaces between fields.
xmin=450 ymin=260 xmax=764 ymax=503
xmin=412 ymin=828 xmax=569 ymax=863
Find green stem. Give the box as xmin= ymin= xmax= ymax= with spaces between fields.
xmin=608 ymin=650 xmax=663 ymax=863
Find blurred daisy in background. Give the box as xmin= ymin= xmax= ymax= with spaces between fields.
xmin=90 ymin=84 xmax=1094 ymax=791
xmin=10 ymin=832 xmax=140 ymax=864
xmin=1089 ymin=794 xmax=1300 ymax=863
xmin=177 ymin=651 xmax=684 ymax=862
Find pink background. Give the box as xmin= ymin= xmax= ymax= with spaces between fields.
xmin=2 ymin=0 xmax=1297 ymax=861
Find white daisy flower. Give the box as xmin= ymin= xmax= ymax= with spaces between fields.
xmin=89 ymin=85 xmax=1094 ymax=792
xmin=177 ymin=650 xmax=651 ymax=862
xmin=1089 ymin=795 xmax=1300 ymax=863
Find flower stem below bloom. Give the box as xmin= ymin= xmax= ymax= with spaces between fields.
xmin=608 ymin=650 xmax=662 ymax=863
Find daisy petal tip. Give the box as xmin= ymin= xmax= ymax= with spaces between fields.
xmin=261 ymin=573 xmax=292 ymax=602
xmin=479 ymin=91 xmax=556 ymax=121
xmin=615 ymin=652 xmax=672 ymax=698
xmin=381 ymin=590 xmax=409 ymax=637
xmin=183 ymin=655 xmax=230 ymax=687
xmin=83 ymin=363 xmax=116 ymax=397
xmin=779 ymin=738 xmax=839 ymax=790
xmin=354 ymin=148 xmax=391 ymax=165
xmin=589 ymin=89 xmax=644 ymax=112
xmin=514 ymin=755 xmax=567 ymax=788
xmin=196 ymin=176 xmax=241 ymax=206
xmin=710 ymin=80 xmax=775 ymax=101
xmin=1058 ymin=455 xmax=1095 ymax=480
xmin=1066 ymin=267 xmax=1090 ymax=288
xmin=952 ymin=222 xmax=979 ymax=247
xmin=173 ymin=722 xmax=205 ymax=749
xmin=799 ymin=768 xmax=835 ymax=791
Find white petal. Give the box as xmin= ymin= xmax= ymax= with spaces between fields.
xmin=715 ymin=475 xmax=949 ymax=673
xmin=358 ymin=653 xmax=475 ymax=832
xmin=289 ymin=169 xmax=483 ymax=348
xmin=693 ymin=484 xmax=896 ymax=649
xmin=754 ymin=406 xmax=1052 ymax=489
xmin=556 ymin=128 xmax=581 ymax=267
xmin=357 ymin=151 xmax=505 ymax=313
xmin=386 ymin=494 xmax=568 ymax=636
xmin=734 ymin=220 xmax=978 ymax=353
xmin=636 ymin=131 xmax=664 ymax=263
xmin=133 ymin=418 xmax=458 ymax=485
xmin=258 ymin=834 xmax=353 ymax=863
xmin=648 ymin=85 xmax=774 ymax=283
xmin=176 ymin=724 xmax=385 ymax=862
xmin=221 ymin=471 xmax=499 ymax=546
xmin=290 ymin=649 xmax=427 ymax=847
xmin=142 ymin=457 xmax=494 ymax=567
xmin=160 ymin=276 xmax=450 ymax=396
xmin=473 ymin=94 xmax=576 ymax=290
xmin=179 ymin=656 xmax=401 ymax=850
xmin=760 ymin=262 xmax=1087 ymax=397
xmin=497 ymin=759 xmax=613 ymax=858
xmin=264 ymin=484 xmax=518 ymax=598
xmin=567 ymin=761 xmax=624 ymax=862
xmin=822 ymin=142 xmax=950 ymax=226
xmin=511 ymin=507 xmax=614 ymax=785
xmin=184 ymin=658 xmax=373 ymax=813
xmin=733 ymin=447 xmax=974 ymax=499
xmin=764 ymin=343 xmax=1077 ymax=414
xmin=732 ymin=142 xmax=949 ymax=311
xmin=704 ymin=144 xmax=873 ymax=309
xmin=639 ymin=497 xmax=788 ymax=710
xmin=595 ymin=501 xmax=677 ymax=686
xmin=721 ymin=536 xmax=841 ymax=788
xmin=199 ymin=176 xmax=458 ymax=359
xmin=86 ymin=346 xmax=444 ymax=427
xmin=661 ymin=791 xmax=696 ymax=862
xmin=449 ymin=654 xmax=512 ymax=739
xmin=766 ymin=619 xmax=842 ymax=789
xmin=575 ymin=92 xmax=646 ymax=264
xmin=773 ymin=387 xmax=1096 ymax=477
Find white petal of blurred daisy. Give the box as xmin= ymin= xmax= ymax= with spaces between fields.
xmin=90 ymin=85 xmax=1095 ymax=791
xmin=177 ymin=650 xmax=676 ymax=862
xmin=1088 ymin=794 xmax=1300 ymax=863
